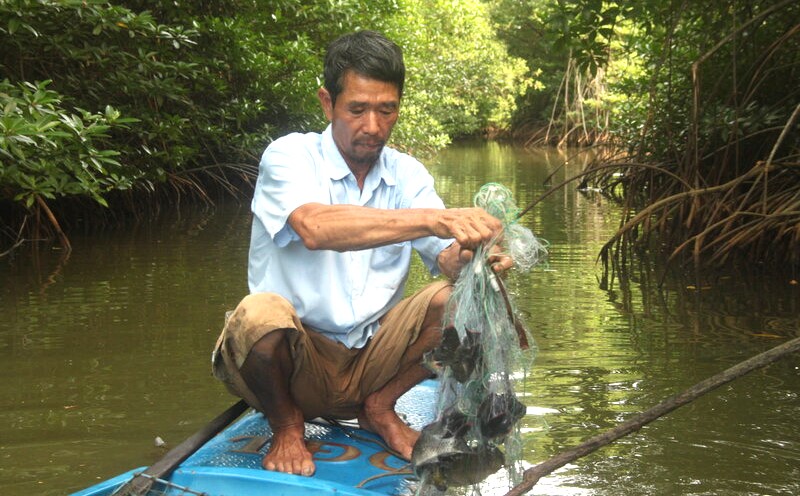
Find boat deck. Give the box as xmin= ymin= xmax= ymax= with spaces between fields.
xmin=72 ymin=380 xmax=438 ymax=496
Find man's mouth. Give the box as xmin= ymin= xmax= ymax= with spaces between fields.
xmin=355 ymin=140 xmax=384 ymax=150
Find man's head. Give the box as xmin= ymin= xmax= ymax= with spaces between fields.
xmin=323 ymin=30 xmax=405 ymax=108
xmin=318 ymin=31 xmax=405 ymax=172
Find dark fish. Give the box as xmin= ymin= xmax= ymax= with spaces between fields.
xmin=413 ymin=436 xmax=504 ymax=490
xmin=478 ymin=391 xmax=526 ymax=439
xmin=412 ymin=410 xmax=504 ymax=491
xmin=437 ymin=407 xmax=471 ymax=438
xmin=431 ymin=326 xmax=482 ymax=383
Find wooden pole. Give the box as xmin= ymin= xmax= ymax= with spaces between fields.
xmin=111 ymin=399 xmax=248 ymax=496
xmin=503 ymin=336 xmax=800 ymax=496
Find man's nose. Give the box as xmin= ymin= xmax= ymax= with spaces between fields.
xmin=362 ymin=111 xmax=380 ymax=134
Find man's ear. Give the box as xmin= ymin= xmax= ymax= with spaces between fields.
xmin=318 ymin=87 xmax=333 ymax=120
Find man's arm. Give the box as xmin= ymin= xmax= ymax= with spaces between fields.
xmin=288 ymin=202 xmax=503 ymax=252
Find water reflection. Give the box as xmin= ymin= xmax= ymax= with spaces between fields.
xmin=430 ymin=141 xmax=799 ymax=496
xmin=0 ymin=142 xmax=798 ymax=495
xmin=0 ymin=206 xmax=251 ymax=495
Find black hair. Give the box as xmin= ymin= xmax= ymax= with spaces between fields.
xmin=323 ymin=30 xmax=405 ymax=107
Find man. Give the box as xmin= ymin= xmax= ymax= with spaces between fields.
xmin=212 ymin=30 xmax=509 ymax=477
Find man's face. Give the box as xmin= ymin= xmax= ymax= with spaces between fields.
xmin=318 ymin=71 xmax=400 ymax=171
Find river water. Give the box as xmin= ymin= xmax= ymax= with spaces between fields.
xmin=1 ymin=142 xmax=798 ymax=495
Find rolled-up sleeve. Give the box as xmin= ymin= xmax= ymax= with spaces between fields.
xmin=251 ymin=134 xmax=324 ymax=247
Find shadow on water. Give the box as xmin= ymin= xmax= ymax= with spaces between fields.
xmin=0 ymin=140 xmax=798 ymax=495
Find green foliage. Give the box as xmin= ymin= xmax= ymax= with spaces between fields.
xmin=0 ymin=1 xmax=395 ymax=203
xmin=0 ymin=0 xmax=528 ymax=251
xmin=1 ymin=0 xmax=525 ymax=202
xmin=495 ymin=0 xmax=799 ymax=159
xmin=490 ymin=0 xmax=581 ymax=129
xmin=0 ymin=79 xmax=135 ymax=207
xmin=497 ymin=0 xmax=800 ymax=267
xmin=388 ymin=0 xmax=532 ymax=154
xmin=2 ymin=0 xmax=211 ymax=189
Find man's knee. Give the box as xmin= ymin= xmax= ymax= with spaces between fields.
xmin=235 ymin=292 xmax=294 ymax=323
xmin=423 ymin=283 xmax=452 ymax=325
xmin=226 ymin=292 xmax=298 ymax=341
xmin=429 ymin=283 xmax=452 ymax=309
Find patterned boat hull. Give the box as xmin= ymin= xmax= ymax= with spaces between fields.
xmin=71 ymin=380 xmax=438 ymax=496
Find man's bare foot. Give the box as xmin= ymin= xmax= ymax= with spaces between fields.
xmin=263 ymin=424 xmax=315 ymax=476
xmin=358 ymin=404 xmax=420 ymax=461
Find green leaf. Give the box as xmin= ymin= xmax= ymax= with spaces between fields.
xmin=104 ymin=105 xmax=121 ymax=121
xmin=8 ymin=18 xmax=20 ymax=35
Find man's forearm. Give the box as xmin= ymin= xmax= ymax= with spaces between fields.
xmin=289 ymin=202 xmax=505 ymax=256
xmin=289 ymin=203 xmax=440 ymax=251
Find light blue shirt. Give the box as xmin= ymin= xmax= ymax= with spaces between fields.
xmin=248 ymin=125 xmax=452 ymax=348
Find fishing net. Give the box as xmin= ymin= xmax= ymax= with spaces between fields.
xmin=413 ymin=183 xmax=547 ymax=495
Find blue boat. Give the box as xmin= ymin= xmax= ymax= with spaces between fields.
xmin=71 ymin=380 xmax=438 ymax=496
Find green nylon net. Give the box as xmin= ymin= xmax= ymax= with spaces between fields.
xmin=413 ymin=183 xmax=547 ymax=495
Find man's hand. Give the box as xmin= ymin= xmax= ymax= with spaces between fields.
xmin=431 ymin=208 xmax=504 ymax=251
xmin=433 ymin=208 xmax=513 ymax=281
xmin=487 ymin=248 xmax=513 ymax=274
xmin=439 ymin=242 xmax=514 ymax=281
xmin=455 ymin=245 xmax=512 ymax=274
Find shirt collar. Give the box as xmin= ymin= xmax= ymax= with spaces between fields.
xmin=321 ymin=125 xmax=351 ymax=181
xmin=321 ymin=125 xmax=396 ymax=187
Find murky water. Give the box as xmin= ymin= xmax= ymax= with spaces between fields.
xmin=1 ymin=142 xmax=798 ymax=495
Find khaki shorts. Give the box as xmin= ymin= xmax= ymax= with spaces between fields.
xmin=212 ymin=281 xmax=450 ymax=419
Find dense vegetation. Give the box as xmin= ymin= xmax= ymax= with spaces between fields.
xmin=491 ymin=0 xmax=800 ymax=271
xmin=2 ymin=0 xmax=798 ymax=271
xmin=0 ymin=0 xmax=527 ymax=252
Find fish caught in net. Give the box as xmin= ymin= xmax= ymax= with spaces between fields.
xmin=414 ymin=183 xmax=547 ymax=494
